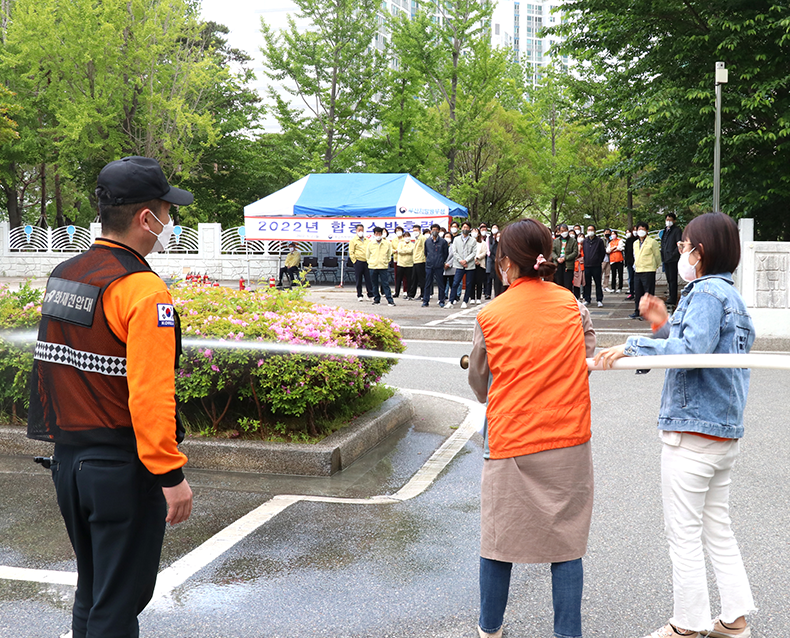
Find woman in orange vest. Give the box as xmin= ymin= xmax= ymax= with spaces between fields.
xmin=468 ymin=218 xmax=595 ymax=638
xmin=606 ymin=230 xmax=625 ymax=293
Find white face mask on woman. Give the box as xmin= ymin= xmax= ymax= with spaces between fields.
xmin=637 ymin=229 xmax=647 ymax=238
xmin=678 ymin=248 xmax=698 ymax=282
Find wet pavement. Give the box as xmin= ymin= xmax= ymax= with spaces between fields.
xmin=2 ymin=340 xmax=790 ymax=637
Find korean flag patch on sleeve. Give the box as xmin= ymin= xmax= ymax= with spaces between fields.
xmin=157 ymin=303 xmax=175 ymax=327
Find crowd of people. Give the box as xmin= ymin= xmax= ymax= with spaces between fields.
xmin=349 ymin=221 xmax=508 ymax=308
xmin=344 ymin=213 xmax=684 ymax=318
xmin=549 ymin=213 xmax=684 ymax=319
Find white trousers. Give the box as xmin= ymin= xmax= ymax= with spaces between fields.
xmin=660 ymin=433 xmax=757 ymax=631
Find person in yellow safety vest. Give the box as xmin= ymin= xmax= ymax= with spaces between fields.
xmin=349 ymin=223 xmax=374 ymax=301
xmin=278 ymin=242 xmax=301 ymax=286
xmin=365 ymin=226 xmax=395 ymax=306
xmin=395 ymin=230 xmax=414 ymax=298
xmin=409 ymin=226 xmax=427 ymax=300
xmin=630 ymin=221 xmax=662 ymax=320
xmin=391 ymin=226 xmax=405 ymax=297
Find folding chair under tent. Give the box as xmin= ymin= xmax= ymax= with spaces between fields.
xmin=243 ymin=173 xmax=468 ymax=286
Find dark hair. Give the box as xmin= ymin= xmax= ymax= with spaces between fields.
xmin=395 ymin=226 xmax=404 ymax=232
xmin=356 ymin=223 xmax=364 ymax=230
xmin=373 ymin=226 xmax=384 ymax=234
xmin=495 ymin=219 xmax=557 ymax=281
xmin=431 ymin=223 xmax=440 ymax=230
xmin=461 ymin=221 xmax=471 ymax=229
xmin=682 ymin=212 xmax=740 ymax=275
xmin=98 ymin=198 xmax=164 ymax=235
xmin=587 ymin=223 xmax=596 ymax=231
xmin=636 ymin=220 xmax=649 ymax=230
xmin=559 ymin=223 xmax=569 ymax=231
xmin=666 ymin=212 xmax=677 ymax=220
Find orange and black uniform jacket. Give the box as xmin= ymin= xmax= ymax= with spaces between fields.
xmin=27 ymin=239 xmax=187 ymax=486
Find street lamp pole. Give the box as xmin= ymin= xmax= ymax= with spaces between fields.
xmin=713 ymin=61 xmax=728 ymax=213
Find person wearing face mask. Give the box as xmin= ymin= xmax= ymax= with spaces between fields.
xmin=550 ymin=224 xmax=578 ymax=291
xmin=661 ymin=213 xmax=683 ymax=308
xmin=472 ymin=227 xmax=488 ymax=303
xmin=486 ymin=224 xmax=499 ymax=298
xmin=602 ymin=229 xmax=612 ymax=291
xmin=277 ymin=242 xmax=301 ymax=287
xmin=595 ymin=213 xmax=756 ymax=638
xmin=624 ymin=226 xmax=638 ymax=300
xmin=468 ymin=219 xmax=596 ymax=638
xmin=450 ymin=221 xmax=478 ymax=308
xmin=630 ymin=221 xmax=662 ymax=319
xmin=450 ymin=223 xmax=460 ymax=236
xmin=394 ymin=230 xmax=414 ymax=299
xmin=349 ymin=224 xmax=374 ymax=301
xmin=572 ymin=234 xmax=585 ymax=300
xmin=605 ymin=231 xmax=625 ymax=293
xmin=366 ymin=227 xmax=395 ymax=306
xmin=423 ymin=223 xmax=450 ymax=307
xmin=27 ymin=156 xmax=194 ymax=638
xmin=582 ymin=225 xmax=606 ymax=307
xmin=391 ymin=227 xmax=405 ymax=298
xmin=408 ymin=225 xmax=427 ymax=301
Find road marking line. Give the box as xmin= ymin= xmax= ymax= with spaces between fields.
xmin=0 ymin=565 xmax=77 ymax=586
xmin=0 ymin=389 xmax=483 ymax=613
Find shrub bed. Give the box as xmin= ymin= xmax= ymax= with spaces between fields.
xmin=0 ymin=281 xmax=404 ymax=440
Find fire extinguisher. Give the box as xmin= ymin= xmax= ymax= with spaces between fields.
xmin=268 ymin=276 xmax=276 ymax=288
xmin=239 ymin=277 xmax=245 ymax=291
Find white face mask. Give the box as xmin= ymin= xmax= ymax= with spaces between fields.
xmin=626 ymin=232 xmax=632 ymax=239
xmin=587 ymin=231 xmax=595 ymax=238
xmin=396 ymin=231 xmax=403 ymax=237
xmin=439 ymin=232 xmax=445 ymax=238
xmin=491 ymin=227 xmax=498 ymax=234
xmin=561 ymin=231 xmax=568 ymax=238
xmin=666 ymin=220 xmax=673 ymax=227
xmin=375 ymin=235 xmax=382 ymax=242
xmin=451 ymin=227 xmax=458 ymax=234
xmin=481 ymin=230 xmax=487 ymax=237
xmin=499 ymin=263 xmax=510 ymax=286
xmin=678 ymin=248 xmax=698 ymax=282
xmin=637 ymin=229 xmax=647 ymax=238
xmin=357 ymin=231 xmax=364 ymax=238
xmin=611 ymin=234 xmax=617 ymax=240
xmin=148 ymin=211 xmax=173 ymax=253
xmin=471 ymin=230 xmax=478 ymax=238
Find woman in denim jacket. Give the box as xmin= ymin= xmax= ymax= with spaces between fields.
xmin=596 ymin=213 xmax=756 ymax=638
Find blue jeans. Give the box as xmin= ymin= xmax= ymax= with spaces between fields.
xmin=450 ymin=268 xmax=474 ymax=303
xmin=370 ymin=268 xmax=393 ymax=303
xmin=479 ymin=557 xmax=583 ymax=638
xmin=423 ymin=266 xmax=446 ymax=305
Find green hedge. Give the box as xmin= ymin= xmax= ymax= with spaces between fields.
xmin=0 ymin=282 xmax=404 ymax=438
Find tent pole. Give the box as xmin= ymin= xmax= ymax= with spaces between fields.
xmin=338 ymin=242 xmax=345 ymax=288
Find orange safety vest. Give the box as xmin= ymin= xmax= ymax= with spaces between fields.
xmin=608 ymin=238 xmax=624 ymax=264
xmin=476 ymin=277 xmax=591 ymax=459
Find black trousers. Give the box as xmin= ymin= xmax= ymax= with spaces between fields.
xmin=408 ymin=261 xmax=426 ymax=299
xmin=52 ymin=443 xmax=166 ymax=638
xmin=664 ymin=260 xmax=679 ymax=305
xmin=583 ymin=265 xmax=603 ymax=303
xmin=473 ymin=266 xmax=487 ymax=299
xmin=395 ymin=265 xmax=412 ymax=298
xmin=278 ymin=265 xmax=299 ymax=285
xmin=627 ymin=264 xmax=635 ymax=295
xmin=634 ymin=271 xmax=657 ymax=315
xmin=610 ymin=262 xmax=624 ymax=291
xmin=353 ymin=260 xmax=373 ymax=298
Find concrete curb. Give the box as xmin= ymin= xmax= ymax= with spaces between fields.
xmin=400 ymin=326 xmax=473 ymax=342
xmin=0 ymin=392 xmax=415 ymax=477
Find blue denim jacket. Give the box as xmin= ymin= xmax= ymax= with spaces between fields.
xmin=624 ymin=273 xmax=755 ymax=438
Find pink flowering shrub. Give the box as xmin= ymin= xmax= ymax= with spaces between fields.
xmin=172 ymin=283 xmax=404 ymax=436
xmin=0 ymin=282 xmax=43 ymax=418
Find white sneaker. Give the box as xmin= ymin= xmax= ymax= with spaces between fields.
xmin=597 ymin=301 xmax=603 ymax=307
xmin=461 ymin=302 xmax=468 ymax=309
xmin=604 ymin=287 xmax=613 ymax=293
xmin=358 ymin=296 xmax=364 ymax=302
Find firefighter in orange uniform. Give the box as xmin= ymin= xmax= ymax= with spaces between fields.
xmin=28 ymin=156 xmax=194 ymax=638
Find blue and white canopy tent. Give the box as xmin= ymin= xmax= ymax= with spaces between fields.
xmin=243 ymin=173 xmax=467 ymax=285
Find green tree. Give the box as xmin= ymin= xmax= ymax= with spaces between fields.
xmin=550 ymin=1 xmax=790 ymax=239
xmin=260 ymin=0 xmax=385 ymax=173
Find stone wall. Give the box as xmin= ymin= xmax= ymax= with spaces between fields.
xmin=738 ymin=218 xmax=790 ymax=338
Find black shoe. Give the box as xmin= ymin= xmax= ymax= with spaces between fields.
xmin=629 ymin=312 xmax=640 ymax=319
xmin=372 ymin=301 xmax=380 ymax=305
xmin=388 ymin=301 xmax=396 ymax=306
xmin=625 ymin=294 xmax=634 ymax=300
xmin=439 ymin=302 xmax=445 ymax=308
xmin=421 ymin=303 xmax=429 ymax=307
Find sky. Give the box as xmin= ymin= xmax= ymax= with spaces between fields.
xmin=199 ymin=0 xmax=304 ymax=132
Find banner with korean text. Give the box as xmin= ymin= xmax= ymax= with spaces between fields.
xmin=244 ymin=216 xmax=450 ymax=242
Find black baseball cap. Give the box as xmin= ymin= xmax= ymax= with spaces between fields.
xmin=96 ymin=156 xmax=193 ymax=206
